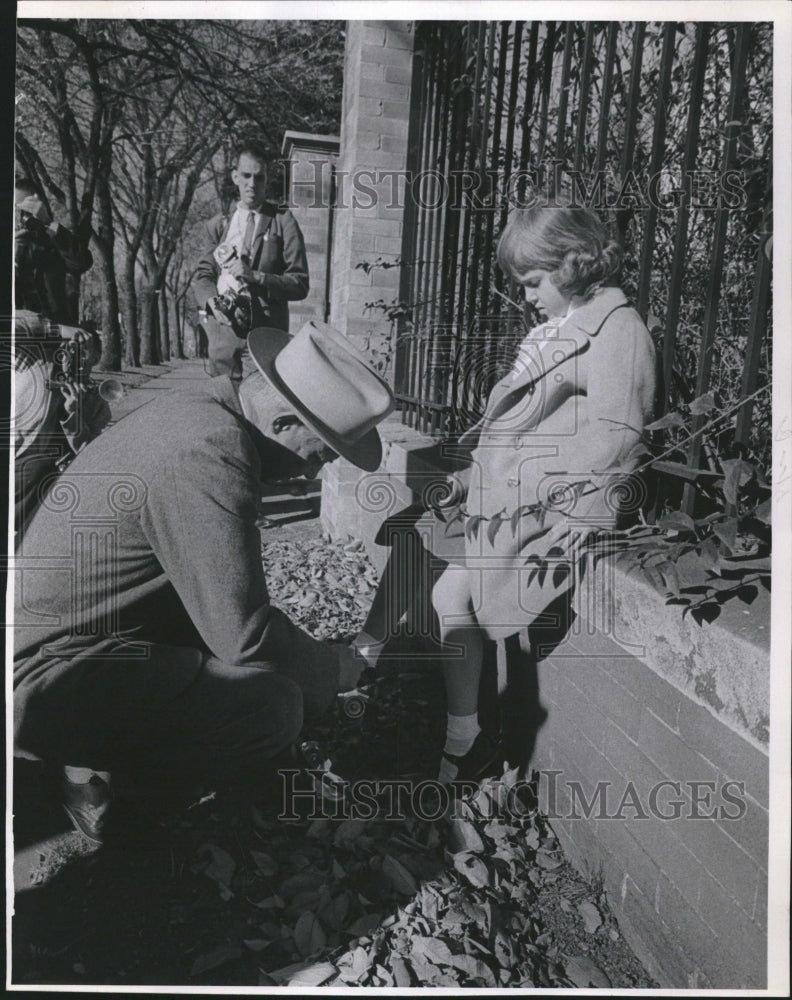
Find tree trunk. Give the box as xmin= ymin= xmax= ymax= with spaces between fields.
xmin=93 ymin=178 xmax=122 ymax=371
xmin=157 ymin=287 xmax=170 ymax=362
xmin=121 ymin=252 xmax=140 ymax=367
xmin=138 ymin=279 xmax=157 ymax=365
xmin=171 ymin=291 xmax=186 ymax=359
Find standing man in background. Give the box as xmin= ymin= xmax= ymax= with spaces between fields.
xmin=192 ymin=138 xmax=310 ymax=381
xmin=14 ymin=177 xmax=93 ymax=326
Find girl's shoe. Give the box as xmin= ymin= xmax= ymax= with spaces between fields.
xmin=441 ymin=731 xmax=504 ymax=784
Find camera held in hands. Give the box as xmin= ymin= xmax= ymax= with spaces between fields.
xmin=45 ymin=338 xmax=123 ymax=404
xmin=205 ymin=242 xmax=253 ymax=337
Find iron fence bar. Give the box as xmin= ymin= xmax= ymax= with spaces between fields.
xmin=455 ymin=22 xmax=486 ymax=351
xmin=413 ymin=27 xmax=440 ymax=431
xmin=595 ymin=22 xmax=619 ymax=176
xmin=616 ymin=22 xmax=646 ymax=245
xmin=467 ymin=22 xmax=497 ymax=329
xmin=661 ymin=22 xmax=710 ymax=411
xmin=426 ymin=32 xmax=454 ymax=436
xmin=552 ymin=21 xmax=576 ymax=192
xmin=734 ymin=203 xmax=772 ymax=447
xmin=574 ymin=22 xmax=596 ymax=173
xmin=422 ymin=28 xmax=446 ymax=435
xmin=439 ymin=26 xmax=470 ymax=428
xmin=395 ymin=29 xmax=428 ymax=425
xmin=479 ymin=21 xmax=509 ymax=325
xmin=409 ymin=26 xmax=437 ymax=427
xmin=515 ymin=20 xmax=536 ymax=203
xmin=683 ymin=23 xmax=751 ymax=513
xmin=535 ymin=22 xmax=556 ymax=165
xmin=636 ymin=21 xmax=678 ymax=318
xmin=498 ymin=20 xmax=523 ymax=264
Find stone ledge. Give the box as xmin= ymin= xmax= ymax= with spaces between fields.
xmin=281 ymin=131 xmax=341 ymax=158
xmin=575 ymin=556 xmax=769 ymax=750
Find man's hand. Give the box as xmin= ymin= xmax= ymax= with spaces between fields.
xmin=227 ymin=258 xmax=256 ymax=285
xmin=336 ymin=643 xmax=365 ymax=693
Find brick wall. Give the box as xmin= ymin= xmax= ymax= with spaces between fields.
xmin=532 ymin=625 xmax=768 ymax=989
xmin=281 ymin=131 xmax=339 ymax=333
xmin=320 ymin=436 xmax=770 ymax=989
xmin=329 ymin=21 xmax=414 ymax=354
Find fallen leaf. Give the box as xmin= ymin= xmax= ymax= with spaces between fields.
xmin=249 ymin=850 xmax=277 ymax=876
xmin=287 ymin=960 xmax=337 ymax=986
xmin=189 ymin=941 xmax=242 ymax=976
xmin=535 ymin=850 xmax=563 ymax=870
xmin=412 ymin=935 xmax=454 ymax=965
xmin=196 ymin=843 xmax=236 ymax=890
xmin=346 ymin=912 xmax=381 ymax=937
xmin=252 ymin=894 xmax=284 ymax=910
xmin=562 ymin=954 xmax=612 ymax=988
xmin=333 ymin=818 xmax=368 ymax=848
xmin=453 ymin=852 xmax=490 ymax=887
xmin=242 ymin=938 xmax=272 ymax=952
xmin=447 ymin=817 xmax=484 ymax=854
xmin=294 ymin=911 xmax=326 ymax=957
xmin=382 ymin=855 xmax=418 ymax=895
xmin=578 ymin=900 xmax=602 ymax=934
xmin=450 ymin=952 xmax=497 ymax=985
xmin=390 ymin=954 xmax=412 ymax=986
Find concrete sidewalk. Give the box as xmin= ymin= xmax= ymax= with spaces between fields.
xmin=100 ymin=357 xmax=215 ymax=424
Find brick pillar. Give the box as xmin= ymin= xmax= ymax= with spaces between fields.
xmin=330 ymin=20 xmax=415 ymax=354
xmin=322 ymin=21 xmax=415 ymax=542
xmin=281 ymin=131 xmax=340 ymax=333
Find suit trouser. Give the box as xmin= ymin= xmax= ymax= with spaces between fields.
xmin=14 ymin=644 xmax=304 ymax=787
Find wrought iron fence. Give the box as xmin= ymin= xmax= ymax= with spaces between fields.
xmin=392 ymin=20 xmax=772 ymax=511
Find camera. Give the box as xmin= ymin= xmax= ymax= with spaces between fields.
xmin=205 ymin=241 xmax=253 ymax=337
xmin=45 ymin=339 xmax=93 ymax=391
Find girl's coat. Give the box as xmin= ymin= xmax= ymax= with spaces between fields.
xmin=417 ymin=285 xmax=657 ymax=639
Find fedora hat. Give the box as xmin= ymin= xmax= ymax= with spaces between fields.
xmin=248 ymin=321 xmax=395 ymax=471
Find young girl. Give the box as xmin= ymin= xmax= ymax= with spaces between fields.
xmin=356 ymin=202 xmax=657 ymax=784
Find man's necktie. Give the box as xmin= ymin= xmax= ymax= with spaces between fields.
xmin=241 ymin=211 xmax=256 ymax=258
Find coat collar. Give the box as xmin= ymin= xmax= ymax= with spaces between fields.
xmin=503 ymin=285 xmax=630 ymax=395
xmin=461 ymin=286 xmax=631 ymax=438
xmin=562 ymin=285 xmax=628 ymax=339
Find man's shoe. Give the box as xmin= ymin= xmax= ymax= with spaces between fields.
xmin=442 ymin=731 xmax=504 ymax=784
xmin=59 ymin=771 xmax=112 ymax=845
xmin=297 ymin=741 xmax=349 ymax=808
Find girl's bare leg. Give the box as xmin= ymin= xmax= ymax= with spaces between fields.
xmin=432 ymin=566 xmax=489 ymax=782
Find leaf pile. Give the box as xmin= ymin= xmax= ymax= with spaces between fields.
xmin=235 ymin=766 xmax=635 ymax=989
xmin=261 ymin=533 xmax=378 ymax=640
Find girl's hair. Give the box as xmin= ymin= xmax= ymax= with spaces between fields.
xmin=497 ymin=202 xmax=622 ymax=299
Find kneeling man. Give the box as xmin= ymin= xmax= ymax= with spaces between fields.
xmin=13 ymin=321 xmax=394 ymax=840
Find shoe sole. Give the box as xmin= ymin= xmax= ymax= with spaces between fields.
xmin=61 ymin=802 xmax=105 ymax=845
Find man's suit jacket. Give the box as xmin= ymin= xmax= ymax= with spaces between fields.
xmin=15 ymin=221 xmax=93 ymax=325
xmin=14 ymin=376 xmax=340 ymax=759
xmin=192 ymin=201 xmax=309 ymax=333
